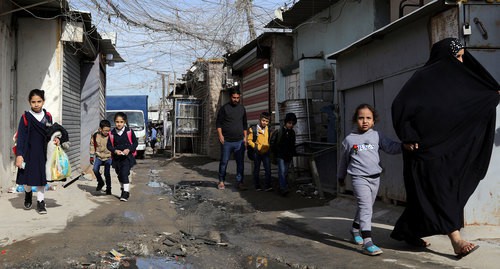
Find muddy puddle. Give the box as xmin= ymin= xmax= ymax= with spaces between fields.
xmin=134 ymin=256 xmax=193 ymax=269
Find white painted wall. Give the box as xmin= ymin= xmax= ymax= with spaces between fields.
xmin=0 ymin=15 xmax=15 ymax=193
xmin=0 ymin=17 xmax=63 ymax=193
xmin=17 ymin=18 xmax=63 ymax=123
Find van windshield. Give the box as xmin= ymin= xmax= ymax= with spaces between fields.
xmin=106 ymin=111 xmax=145 ymax=131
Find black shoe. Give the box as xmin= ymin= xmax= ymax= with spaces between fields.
xmin=37 ymin=200 xmax=47 ymax=214
xmin=237 ymin=183 xmax=248 ymax=191
xmin=105 ymin=188 xmax=112 ymax=195
xmin=280 ymin=189 xmax=290 ymax=197
xmin=24 ymin=191 xmax=33 ymax=209
xmin=96 ymin=182 xmax=105 ymax=192
xmin=120 ymin=191 xmax=130 ymax=202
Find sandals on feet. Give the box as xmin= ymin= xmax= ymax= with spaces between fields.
xmin=455 ymin=242 xmax=479 ymax=259
xmin=350 ymin=231 xmax=363 ymax=245
xmin=217 ymin=182 xmax=225 ymax=190
xmin=362 ymin=244 xmax=383 ymax=256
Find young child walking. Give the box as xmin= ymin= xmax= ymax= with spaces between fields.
xmin=90 ymin=119 xmax=113 ymax=194
xmin=270 ymin=112 xmax=297 ymax=196
xmin=107 ymin=112 xmax=138 ymax=202
xmin=337 ymin=104 xmax=404 ymax=256
xmin=247 ymin=112 xmax=272 ymax=191
xmin=15 ymin=89 xmax=59 ymax=214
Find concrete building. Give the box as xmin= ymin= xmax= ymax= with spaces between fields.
xmin=168 ymin=59 xmax=226 ymax=159
xmin=0 ymin=1 xmax=122 ymax=193
xmin=223 ymin=0 xmax=413 ymax=194
xmin=265 ymin=0 xmax=393 ymax=141
xmin=328 ymin=1 xmax=499 ymax=225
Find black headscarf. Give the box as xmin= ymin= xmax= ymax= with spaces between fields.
xmin=391 ymin=38 xmax=499 ymax=238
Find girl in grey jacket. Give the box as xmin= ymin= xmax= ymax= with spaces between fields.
xmin=337 ymin=104 xmax=404 ymax=256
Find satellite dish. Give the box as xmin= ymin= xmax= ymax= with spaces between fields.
xmin=274 ymin=8 xmax=283 ymax=21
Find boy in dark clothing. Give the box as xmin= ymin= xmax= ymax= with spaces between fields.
xmin=90 ymin=120 xmax=112 ymax=194
xmin=271 ymin=113 xmax=297 ymax=196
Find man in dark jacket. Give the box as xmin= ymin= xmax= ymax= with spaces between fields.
xmin=216 ymin=86 xmax=248 ymax=190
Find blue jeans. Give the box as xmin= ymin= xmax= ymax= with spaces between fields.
xmin=93 ymin=158 xmax=112 ymax=188
xmin=277 ymin=158 xmax=291 ymax=191
xmin=219 ymin=140 xmax=245 ymax=183
xmin=253 ymin=152 xmax=271 ymax=189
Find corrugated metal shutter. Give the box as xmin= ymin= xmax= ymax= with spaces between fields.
xmin=98 ymin=67 xmax=106 ymax=119
xmin=241 ymin=59 xmax=269 ymax=125
xmin=63 ymin=47 xmax=81 ymax=171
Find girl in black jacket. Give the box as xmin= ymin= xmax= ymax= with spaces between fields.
xmin=107 ymin=112 xmax=138 ymax=202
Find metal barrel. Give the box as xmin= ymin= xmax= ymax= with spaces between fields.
xmin=279 ymin=99 xmax=315 ymax=144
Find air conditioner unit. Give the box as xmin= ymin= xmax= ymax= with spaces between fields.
xmin=197 ymin=73 xmax=205 ymax=82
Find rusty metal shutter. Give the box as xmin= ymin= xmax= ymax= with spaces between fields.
xmin=241 ymin=59 xmax=269 ymax=125
xmin=62 ymin=47 xmax=81 ymax=172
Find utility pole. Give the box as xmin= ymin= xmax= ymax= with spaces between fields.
xmin=159 ymin=73 xmax=167 ymax=150
xmin=167 ymin=73 xmax=171 ymax=97
xmin=161 ymin=73 xmax=166 ymax=121
xmin=173 ymin=72 xmax=177 ymax=96
xmin=169 ymin=73 xmax=175 ymax=157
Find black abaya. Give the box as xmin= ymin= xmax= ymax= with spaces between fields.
xmin=391 ymin=38 xmax=499 ymax=239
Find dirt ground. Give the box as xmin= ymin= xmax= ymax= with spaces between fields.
xmin=1 ymin=154 xmax=462 ymax=269
xmin=0 ymin=154 xmax=335 ymax=269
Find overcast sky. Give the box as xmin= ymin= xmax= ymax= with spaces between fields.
xmin=68 ymin=0 xmax=289 ymax=106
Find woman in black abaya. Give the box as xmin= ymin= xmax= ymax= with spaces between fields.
xmin=391 ymin=38 xmax=499 ymax=257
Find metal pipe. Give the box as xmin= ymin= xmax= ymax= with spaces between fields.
xmin=304 ymin=85 xmax=311 ymax=142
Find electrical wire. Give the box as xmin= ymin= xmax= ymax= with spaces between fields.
xmin=63 ymin=0 xmax=285 ymax=96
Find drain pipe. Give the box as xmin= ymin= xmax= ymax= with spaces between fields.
xmin=11 ymin=18 xmax=19 ymax=148
xmin=304 ymin=81 xmax=312 ymax=142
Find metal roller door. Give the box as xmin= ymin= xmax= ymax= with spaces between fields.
xmin=62 ymin=47 xmax=81 ymax=172
xmin=241 ymin=59 xmax=269 ymax=125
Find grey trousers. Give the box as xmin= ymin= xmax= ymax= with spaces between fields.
xmin=351 ymin=175 xmax=380 ymax=232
